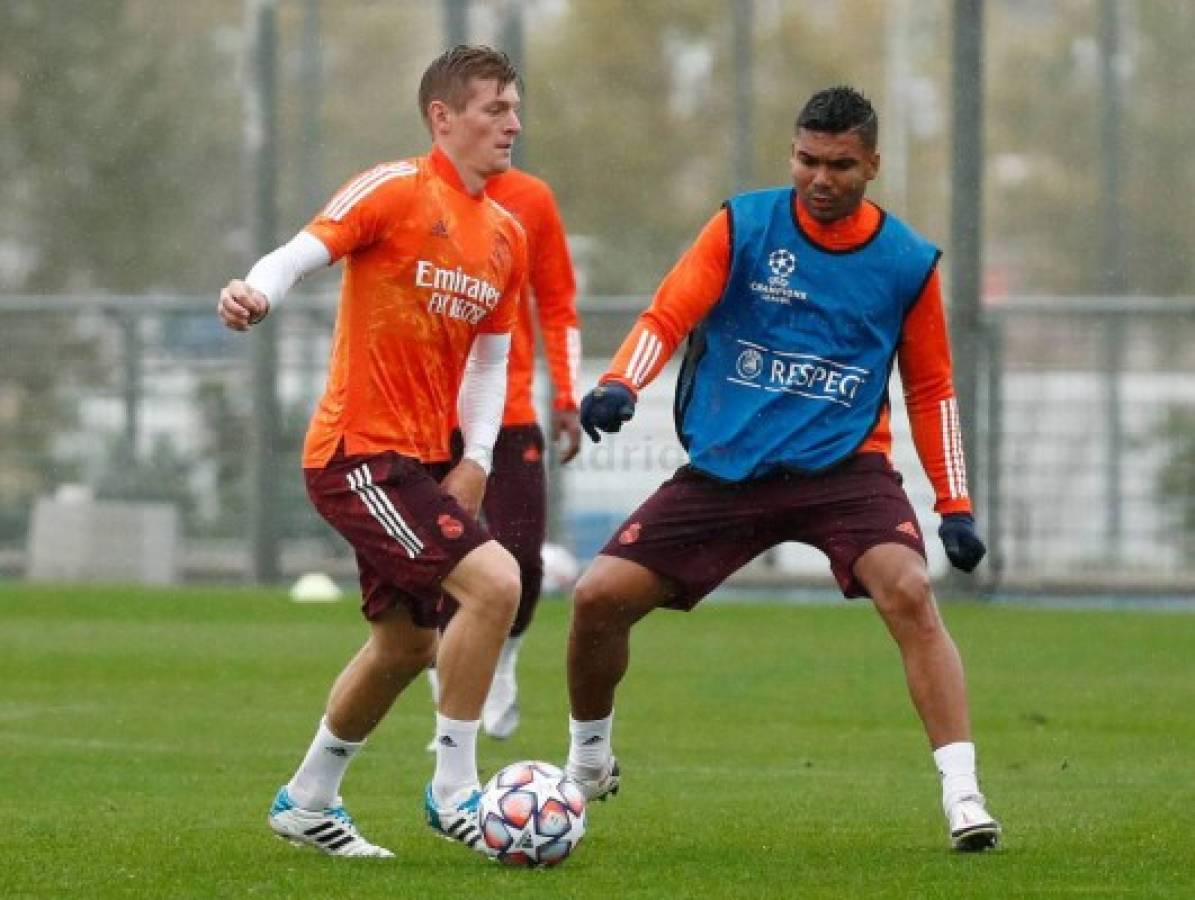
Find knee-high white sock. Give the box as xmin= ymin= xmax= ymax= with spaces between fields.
xmin=427 ymin=666 xmax=440 ymax=705
xmin=432 ymin=713 xmax=480 ymax=806
xmin=933 ymin=741 xmax=980 ymax=808
xmin=495 ymin=635 xmax=523 ymax=681
xmin=287 ymin=718 xmax=364 ymax=810
xmin=567 ymin=714 xmax=614 ymax=772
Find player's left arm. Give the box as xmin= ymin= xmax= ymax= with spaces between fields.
xmin=443 ymin=225 xmax=527 ymax=515
xmin=528 ymin=187 xmax=583 ymax=462
xmin=444 ymin=331 xmax=512 ymax=517
xmin=898 ymin=266 xmax=986 ymax=571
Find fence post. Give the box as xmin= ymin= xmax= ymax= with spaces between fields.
xmin=982 ymin=314 xmax=1004 ymax=591
xmin=247 ymin=0 xmax=281 ymax=583
xmin=948 ymin=0 xmax=985 ymax=596
xmin=119 ymin=312 xmax=142 ymax=466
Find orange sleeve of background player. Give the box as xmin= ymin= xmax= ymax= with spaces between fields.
xmin=602 ymin=208 xmax=731 ymax=393
xmin=528 ymin=184 xmax=582 ymax=411
xmin=897 ymin=267 xmax=974 ymax=516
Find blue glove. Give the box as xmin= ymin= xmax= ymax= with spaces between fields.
xmin=938 ymin=513 xmax=986 ymax=573
xmin=579 ymin=383 xmax=636 ymax=442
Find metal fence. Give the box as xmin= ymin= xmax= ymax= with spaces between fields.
xmin=3 ymin=293 xmax=1195 ymax=594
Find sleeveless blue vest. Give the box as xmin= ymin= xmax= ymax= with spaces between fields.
xmin=674 ymin=188 xmax=940 ymax=481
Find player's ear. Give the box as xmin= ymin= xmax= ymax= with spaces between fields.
xmin=865 ymin=150 xmax=880 ymax=181
xmin=427 ymin=99 xmax=452 ymax=135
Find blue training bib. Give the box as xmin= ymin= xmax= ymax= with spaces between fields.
xmin=673 ymin=188 xmax=939 ymax=481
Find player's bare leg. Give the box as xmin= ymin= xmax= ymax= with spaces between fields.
xmin=854 ymin=544 xmax=969 ymax=746
xmin=424 ymin=539 xmax=519 ymax=856
xmin=854 ymin=542 xmax=1000 ymax=851
xmin=565 ymin=555 xmax=671 ymax=800
xmin=270 ymin=607 xmax=432 ymax=859
xmin=438 ymin=540 xmax=521 ymax=722
xmin=326 ymin=607 xmax=437 ymax=740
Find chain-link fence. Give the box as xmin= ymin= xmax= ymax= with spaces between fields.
xmin=4 ymin=293 xmax=1195 ymax=594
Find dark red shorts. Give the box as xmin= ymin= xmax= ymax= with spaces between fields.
xmin=600 ymin=453 xmax=926 ymax=607
xmin=304 ymin=448 xmax=491 ymax=625
xmin=441 ymin=424 xmax=547 ymax=635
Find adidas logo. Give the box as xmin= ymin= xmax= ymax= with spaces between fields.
xmin=430 ymin=219 xmax=449 ymax=237
xmin=896 ymin=520 xmax=919 ymax=538
xmin=325 ymin=746 xmax=350 ymax=758
xmin=516 ymin=831 xmax=535 ymax=850
xmin=438 ymin=735 xmax=459 ymax=748
xmin=581 ymin=735 xmax=604 ymax=746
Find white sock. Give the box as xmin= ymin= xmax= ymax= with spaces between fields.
xmin=567 ymin=714 xmax=613 ymax=772
xmin=495 ymin=635 xmax=523 ymax=681
xmin=287 ymin=718 xmax=364 ymax=810
xmin=427 ymin=666 xmax=440 ymax=705
xmin=432 ymin=713 xmax=480 ymax=806
xmin=933 ymin=741 xmax=980 ymax=808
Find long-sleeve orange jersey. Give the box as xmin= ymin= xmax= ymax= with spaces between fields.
xmin=486 ymin=168 xmax=581 ymax=425
xmin=603 ymin=198 xmax=971 ymax=515
xmin=301 ymin=146 xmax=527 ymax=468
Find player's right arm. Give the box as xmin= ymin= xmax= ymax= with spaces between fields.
xmin=217 ymin=232 xmax=331 ymax=331
xmin=579 ymin=209 xmax=730 ymax=441
xmin=600 ymin=208 xmax=731 ymax=395
xmin=218 ymin=161 xmax=416 ymax=331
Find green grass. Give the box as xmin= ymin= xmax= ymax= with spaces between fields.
xmin=2 ymin=583 xmax=1193 ymax=898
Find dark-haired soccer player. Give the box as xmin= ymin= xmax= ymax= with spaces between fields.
xmin=217 ymin=45 xmax=528 ymax=859
xmin=566 ymin=86 xmax=1000 ymax=852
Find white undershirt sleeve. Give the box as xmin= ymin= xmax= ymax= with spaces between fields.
xmin=457 ymin=333 xmax=511 ymax=475
xmin=244 ymin=230 xmax=332 ymax=307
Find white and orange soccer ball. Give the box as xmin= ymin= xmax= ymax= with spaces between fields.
xmin=478 ymin=760 xmax=587 ymax=867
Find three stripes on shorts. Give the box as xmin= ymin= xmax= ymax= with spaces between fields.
xmin=347 ymin=463 xmax=424 ymax=558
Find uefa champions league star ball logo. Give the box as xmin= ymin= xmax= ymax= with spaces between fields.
xmin=736 ymin=347 xmax=764 ymax=380
xmin=767 ymin=248 xmax=796 ymax=278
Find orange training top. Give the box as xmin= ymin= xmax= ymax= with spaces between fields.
xmin=485 ymin=168 xmax=580 ymax=424
xmin=603 ymin=198 xmax=971 ymax=515
xmin=302 ymin=146 xmax=528 ymax=467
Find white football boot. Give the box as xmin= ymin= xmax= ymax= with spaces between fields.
xmin=946 ymin=793 xmax=1001 ymax=852
xmin=423 ymin=784 xmax=494 ymax=859
xmin=565 ymin=755 xmax=620 ymax=802
xmin=268 ymin=786 xmax=394 ymax=858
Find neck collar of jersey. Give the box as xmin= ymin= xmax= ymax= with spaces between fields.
xmin=429 ymin=144 xmax=485 ymax=201
xmin=793 ymin=196 xmax=881 ymax=251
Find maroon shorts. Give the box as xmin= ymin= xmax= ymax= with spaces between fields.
xmin=304 ymin=448 xmax=491 ymax=625
xmin=440 ymin=424 xmax=546 ymax=635
xmin=600 ymin=453 xmax=926 ymax=607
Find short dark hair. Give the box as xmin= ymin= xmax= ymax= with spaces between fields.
xmin=795 ymin=86 xmax=878 ymax=151
xmin=418 ymin=45 xmax=519 ymax=126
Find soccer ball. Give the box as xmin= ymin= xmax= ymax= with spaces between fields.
xmin=478 ymin=760 xmax=587 ymax=867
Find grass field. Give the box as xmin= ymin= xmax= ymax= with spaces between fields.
xmin=3 ymin=583 xmax=1193 ymax=898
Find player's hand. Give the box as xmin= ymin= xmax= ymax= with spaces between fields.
xmin=551 ymin=408 xmax=582 ymax=464
xmin=440 ymin=458 xmax=487 ymax=519
xmin=218 ymin=279 xmax=270 ymax=332
xmin=579 ymin=383 xmax=636 ymax=443
xmin=939 ymin=513 xmax=986 ymax=573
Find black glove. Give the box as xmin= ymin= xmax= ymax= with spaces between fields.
xmin=938 ymin=513 xmax=987 ymax=573
xmin=579 ymin=383 xmax=636 ymax=442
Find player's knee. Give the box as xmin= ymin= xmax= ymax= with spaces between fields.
xmin=482 ymin=548 xmax=521 ymax=626
xmin=878 ymin=567 xmax=938 ymax=631
xmin=370 ymin=631 xmax=436 ymax=679
xmin=572 ymin=569 xmax=626 ymax=631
